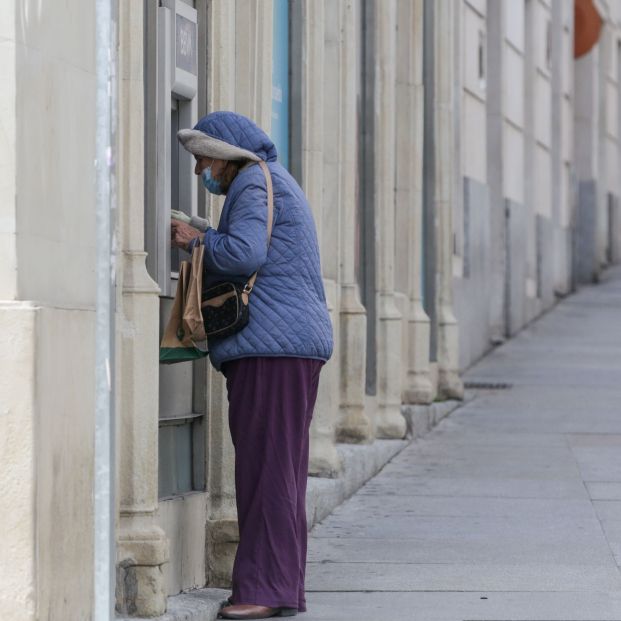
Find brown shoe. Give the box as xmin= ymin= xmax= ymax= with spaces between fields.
xmin=218 ymin=604 xmax=297 ymax=619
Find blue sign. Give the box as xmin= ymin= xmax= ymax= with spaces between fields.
xmin=272 ymin=0 xmax=289 ymax=169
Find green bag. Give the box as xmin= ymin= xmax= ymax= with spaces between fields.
xmin=159 ymin=245 xmax=209 ymax=364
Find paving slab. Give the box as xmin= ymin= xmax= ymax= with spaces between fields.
xmin=587 ymin=482 xmax=621 ymax=500
xmin=302 ymin=591 xmax=621 ymax=621
xmin=326 ymin=495 xmax=597 ymax=520
xmin=593 ymin=501 xmax=621 ymax=522
xmin=599 ymin=520 xmax=621 ymax=557
xmin=306 ymin=534 xmax=613 ymax=565
xmin=570 ymin=448 xmax=621 ymax=482
xmin=305 ymin=561 xmax=621 ymax=592
xmin=356 ymin=475 xmax=590 ymax=499
xmin=310 ymin=513 xmax=607 ymax=543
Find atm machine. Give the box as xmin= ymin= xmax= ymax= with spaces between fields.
xmin=144 ymin=0 xmax=206 ymax=500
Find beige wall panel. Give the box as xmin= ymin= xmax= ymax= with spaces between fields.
xmin=503 ymin=123 xmax=525 ymax=204
xmin=462 ymin=4 xmax=486 ymax=96
xmin=0 ymin=304 xmax=36 ymax=621
xmin=504 ymin=44 xmax=525 ymax=128
xmin=562 ymin=96 xmax=573 ymax=163
xmin=0 ymin=234 xmax=17 ymax=301
xmin=607 ymin=138 xmax=620 ymax=196
xmin=562 ymin=1 xmax=573 ymax=28
xmin=14 ymin=1 xmax=95 ymax=69
xmin=321 ymin=0 xmax=340 ymax=283
xmin=610 ymin=2 xmax=621 ymax=23
xmin=234 ymin=0 xmax=274 ymax=131
xmin=0 ymin=1 xmax=15 ymax=40
xmin=607 ymin=34 xmax=618 ymax=79
xmin=504 ymin=0 xmax=525 ymax=51
xmin=535 ymin=144 xmax=552 ymax=217
xmin=606 ymin=81 xmax=618 ymax=138
xmin=0 ymin=2 xmax=17 ymax=300
xmin=15 ymin=2 xmax=96 ymax=308
xmin=561 ymin=163 xmax=571 ymax=228
xmin=462 ymin=92 xmax=487 ymax=182
xmin=159 ymin=493 xmax=208 ymax=596
xmin=535 ymin=72 xmax=552 ymax=147
xmin=394 ymin=189 xmax=410 ymax=294
xmin=534 ymin=0 xmax=551 ymax=71
xmin=464 ymin=0 xmax=485 ymax=17
xmin=36 ymin=306 xmax=95 ymax=621
xmin=561 ymin=28 xmax=573 ymax=96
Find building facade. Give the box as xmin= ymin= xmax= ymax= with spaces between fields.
xmin=1 ymin=1 xmax=620 ymax=619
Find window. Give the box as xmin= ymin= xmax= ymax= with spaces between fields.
xmin=272 ymin=0 xmax=290 ymax=169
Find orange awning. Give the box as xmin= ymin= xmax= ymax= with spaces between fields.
xmin=574 ymin=0 xmax=603 ymax=58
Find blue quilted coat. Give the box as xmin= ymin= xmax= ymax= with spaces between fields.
xmin=195 ymin=112 xmax=333 ymax=371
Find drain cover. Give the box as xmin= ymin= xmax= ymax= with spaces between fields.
xmin=463 ymin=381 xmax=513 ymax=390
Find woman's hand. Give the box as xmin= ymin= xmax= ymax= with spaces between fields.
xmin=171 ymin=220 xmax=203 ymax=251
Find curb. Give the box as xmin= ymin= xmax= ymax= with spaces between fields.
xmin=401 ymin=398 xmax=467 ymax=440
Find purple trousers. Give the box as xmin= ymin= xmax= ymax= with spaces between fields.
xmin=222 ymin=356 xmax=324 ymax=612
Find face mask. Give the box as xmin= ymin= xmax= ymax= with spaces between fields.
xmin=201 ymin=166 xmax=223 ymax=195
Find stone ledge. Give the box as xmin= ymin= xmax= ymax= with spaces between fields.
xmin=116 ymin=399 xmax=463 ymax=620
xmin=117 ymin=588 xmax=230 ymax=621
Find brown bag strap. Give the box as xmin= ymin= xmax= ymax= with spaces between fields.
xmin=243 ymin=160 xmax=274 ymax=295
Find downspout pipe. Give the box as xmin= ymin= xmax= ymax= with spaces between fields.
xmin=94 ymin=0 xmax=118 ymax=619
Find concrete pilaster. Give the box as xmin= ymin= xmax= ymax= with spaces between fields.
xmin=336 ymin=0 xmax=372 ymax=444
xmin=204 ymin=0 xmax=241 ymax=588
xmin=400 ymin=0 xmax=434 ymax=405
xmin=574 ymin=45 xmax=601 ymax=284
xmin=234 ymin=0 xmax=274 ymax=132
xmin=373 ymin=0 xmax=407 ymax=439
xmin=596 ymin=26 xmax=611 ymax=270
xmin=486 ymin=0 xmax=508 ymax=342
xmin=300 ymin=0 xmax=342 ymax=475
xmin=434 ymin=0 xmax=464 ymax=400
xmin=115 ymin=3 xmax=169 ymax=616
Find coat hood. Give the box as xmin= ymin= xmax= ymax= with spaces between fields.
xmin=177 ymin=111 xmax=278 ymax=163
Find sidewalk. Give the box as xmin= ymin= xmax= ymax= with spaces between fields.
xmin=304 ymin=266 xmax=621 ymax=621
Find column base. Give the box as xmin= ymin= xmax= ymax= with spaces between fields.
xmin=403 ymin=373 xmax=434 ymax=404
xmin=337 ymin=284 xmax=372 ymax=444
xmin=116 ymin=524 xmax=169 ymax=617
xmin=115 ymin=563 xmax=166 ymax=618
xmin=438 ymin=368 xmax=464 ymax=400
xmin=376 ymin=403 xmax=407 ymax=439
xmin=309 ymin=437 xmax=342 ymax=478
xmin=376 ymin=295 xmax=407 ymax=439
xmin=404 ymin=302 xmax=434 ymax=404
xmin=336 ymin=405 xmax=373 ymax=444
xmin=437 ymin=305 xmax=465 ymax=401
xmin=206 ymin=518 xmax=238 ymax=588
xmin=310 ymin=280 xmax=343 ymax=477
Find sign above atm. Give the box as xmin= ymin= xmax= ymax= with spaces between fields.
xmin=161 ymin=0 xmax=198 ymax=101
xmin=176 ymin=14 xmax=197 ymax=76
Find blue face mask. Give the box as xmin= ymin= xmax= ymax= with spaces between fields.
xmin=201 ymin=166 xmax=223 ymax=195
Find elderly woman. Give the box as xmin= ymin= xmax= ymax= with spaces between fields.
xmin=171 ymin=111 xmax=333 ymax=620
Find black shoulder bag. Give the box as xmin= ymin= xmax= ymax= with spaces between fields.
xmin=201 ymin=160 xmax=274 ymax=340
